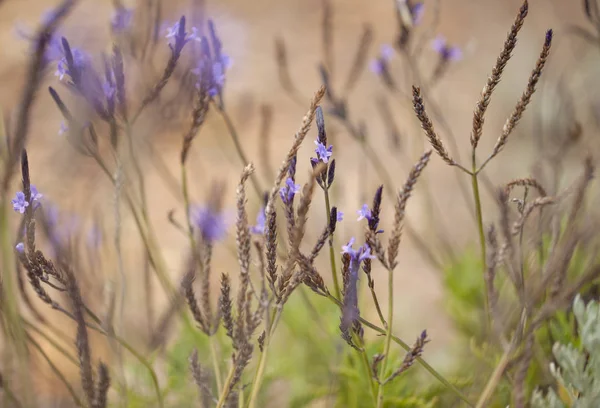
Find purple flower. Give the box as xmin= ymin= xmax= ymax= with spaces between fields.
xmin=370 ymin=44 xmax=394 ymax=75
xmin=337 ymin=211 xmax=344 ymax=222
xmin=279 ymin=177 xmax=301 ymax=204
xmin=165 ymin=18 xmax=199 ymax=48
xmin=102 ymin=81 xmax=116 ymax=100
xmin=30 ymin=186 xmax=43 ymax=204
xmin=59 ymin=122 xmax=68 ymax=135
xmin=192 ymin=54 xmax=232 ymax=97
xmin=411 ymin=2 xmax=425 ymax=25
xmin=431 ymin=35 xmax=462 ymax=62
xmin=314 ymin=141 xmax=333 ymax=164
xmin=15 ymin=242 xmax=25 ymax=253
xmin=11 ymin=192 xmax=29 ymax=214
xmin=111 ymin=7 xmax=133 ymax=32
xmin=250 ymin=207 xmax=266 ymax=235
xmin=54 ymin=48 xmax=88 ymax=81
xmin=191 ymin=206 xmax=228 ymax=242
xmin=356 ymin=204 xmax=372 ymax=222
xmin=342 ymin=237 xmax=375 ymax=263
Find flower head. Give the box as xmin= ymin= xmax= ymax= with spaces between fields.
xmin=165 ymin=17 xmax=198 ymax=50
xmin=336 ymin=210 xmax=344 ymax=222
xmin=431 ymin=35 xmax=462 ymax=62
xmin=411 ymin=2 xmax=425 ymax=25
xmin=342 ymin=238 xmax=375 ymax=263
xmin=370 ymin=44 xmax=395 ymax=75
xmin=314 ymin=141 xmax=333 ymax=164
xmin=356 ymin=204 xmax=372 ymax=222
xmin=279 ymin=177 xmax=301 ymax=204
xmin=250 ymin=206 xmax=266 ymax=235
xmin=11 ymin=192 xmax=29 ymax=214
xmin=59 ymin=122 xmax=68 ymax=135
xmin=15 ymin=242 xmax=25 ymax=253
xmin=111 ymin=7 xmax=133 ymax=32
xmin=54 ymin=47 xmax=88 ymax=81
xmin=191 ymin=205 xmax=228 ymax=242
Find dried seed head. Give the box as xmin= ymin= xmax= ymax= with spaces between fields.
xmin=219 ymin=273 xmax=234 ymax=340
xmin=489 ymin=28 xmax=552 ymax=160
xmin=412 ymin=87 xmax=454 ymax=166
xmin=470 ymin=0 xmax=529 ymax=149
xmin=388 ymin=150 xmax=432 ymax=269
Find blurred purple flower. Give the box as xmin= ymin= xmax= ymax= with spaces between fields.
xmin=370 ymin=44 xmax=394 ymax=75
xmin=111 ymin=7 xmax=133 ymax=32
xmin=411 ymin=2 xmax=425 ymax=25
xmin=55 ymin=47 xmax=88 ymax=81
xmin=165 ymin=18 xmax=199 ymax=48
xmin=336 ymin=210 xmax=344 ymax=222
xmin=314 ymin=141 xmax=333 ymax=164
xmin=191 ymin=205 xmax=228 ymax=242
xmin=279 ymin=177 xmax=301 ymax=204
xmin=15 ymin=242 xmax=25 ymax=253
xmin=340 ymin=237 xmax=374 ymax=334
xmin=356 ymin=204 xmax=371 ymax=222
xmin=192 ymin=54 xmax=232 ymax=97
xmin=59 ymin=122 xmax=68 ymax=135
xmin=102 ymin=81 xmax=115 ymax=100
xmin=250 ymin=206 xmax=266 ymax=235
xmin=11 ymin=192 xmax=28 ymax=213
xmin=431 ymin=35 xmax=462 ymax=61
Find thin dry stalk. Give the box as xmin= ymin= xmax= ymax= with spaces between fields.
xmin=504 ymin=178 xmax=547 ymax=198
xmin=190 ymin=349 xmax=214 ymax=407
xmin=387 ymin=150 xmax=432 ymax=269
xmin=486 ymin=29 xmax=553 ymax=164
xmin=470 ymin=0 xmax=529 ymax=150
xmin=412 ymin=87 xmax=455 ymax=167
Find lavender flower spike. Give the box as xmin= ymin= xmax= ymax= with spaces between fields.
xmin=11 ymin=192 xmax=29 ymax=214
xmin=370 ymin=44 xmax=395 ymax=75
xmin=191 ymin=205 xmax=228 ymax=242
xmin=250 ymin=207 xmax=266 ymax=235
xmin=356 ymin=204 xmax=371 ymax=222
xmin=340 ymin=238 xmax=375 ymax=333
xmin=431 ymin=35 xmax=462 ymax=62
xmin=279 ymin=177 xmax=301 ymax=204
xmin=314 ymin=141 xmax=333 ymax=164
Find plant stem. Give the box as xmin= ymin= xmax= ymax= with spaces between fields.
xmin=324 ymin=188 xmax=341 ymax=299
xmin=325 ymin=293 xmax=473 ymax=407
xmin=215 ymin=364 xmax=236 ymax=408
xmin=471 ymin=151 xmax=490 ymax=330
xmin=247 ymin=307 xmax=283 ymax=408
xmin=376 ymin=267 xmax=395 ymax=408
xmin=216 ymin=105 xmax=263 ymax=198
xmin=209 ymin=336 xmax=224 ymax=393
xmin=475 ymin=348 xmax=511 ymax=408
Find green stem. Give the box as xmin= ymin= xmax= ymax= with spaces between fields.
xmin=471 ymin=151 xmax=490 ymax=330
xmin=376 ymin=267 xmax=395 ymax=408
xmin=475 ymin=348 xmax=511 ymax=408
xmin=247 ymin=308 xmax=283 ymax=408
xmin=209 ymin=336 xmax=224 ymax=394
xmin=324 ymin=188 xmax=341 ymax=299
xmin=355 ymin=336 xmax=378 ymax=404
xmin=325 ymin=293 xmax=473 ymax=407
xmin=215 ymin=364 xmax=237 ymax=408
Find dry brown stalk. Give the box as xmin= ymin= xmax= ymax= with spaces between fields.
xmin=387 ymin=150 xmax=432 ymax=269
xmin=470 ymin=0 xmax=529 ymax=150
xmin=412 ymin=87 xmax=454 ymax=167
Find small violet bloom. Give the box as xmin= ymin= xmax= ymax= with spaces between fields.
xmin=356 ymin=204 xmax=372 ymax=222
xmin=15 ymin=242 xmax=25 ymax=253
xmin=342 ymin=237 xmax=376 ymax=264
xmin=431 ymin=35 xmax=462 ymax=62
xmin=102 ymin=81 xmax=116 ymax=100
xmin=111 ymin=7 xmax=133 ymax=32
xmin=191 ymin=206 xmax=228 ymax=242
xmin=336 ymin=210 xmax=344 ymax=222
xmin=55 ymin=48 xmax=87 ymax=81
xmin=59 ymin=122 xmax=68 ymax=135
xmin=314 ymin=141 xmax=333 ymax=164
xmin=250 ymin=207 xmax=266 ymax=235
xmin=279 ymin=177 xmax=301 ymax=204
xmin=165 ymin=19 xmax=199 ymax=48
xmin=11 ymin=192 xmax=29 ymax=214
xmin=411 ymin=2 xmax=425 ymax=25
xmin=370 ymin=44 xmax=394 ymax=75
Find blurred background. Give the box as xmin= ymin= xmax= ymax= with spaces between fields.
xmin=0 ymin=0 xmax=598 ymax=404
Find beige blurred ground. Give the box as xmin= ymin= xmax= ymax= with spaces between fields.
xmin=0 ymin=0 xmax=595 ymax=404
